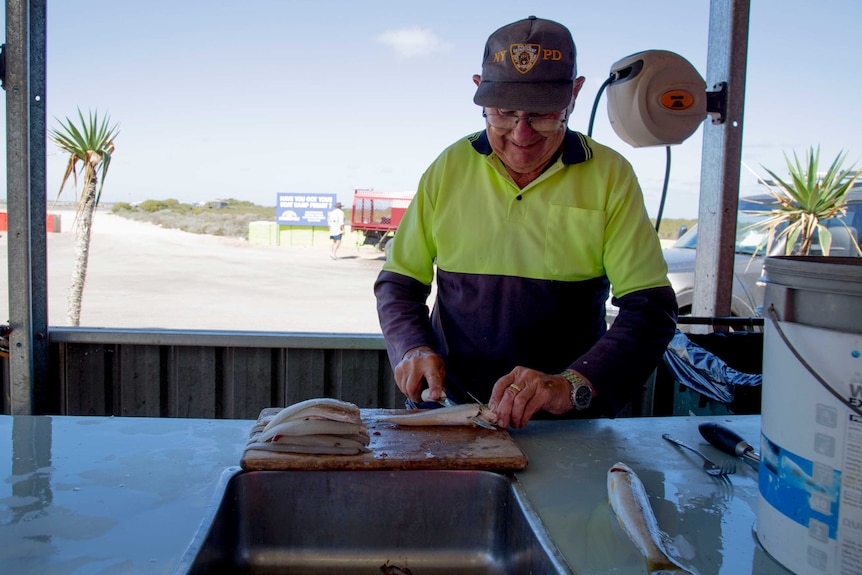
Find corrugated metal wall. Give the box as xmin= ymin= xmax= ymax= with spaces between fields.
xmin=1 ymin=328 xmax=398 ymax=418
xmin=0 ymin=326 xmax=680 ymax=419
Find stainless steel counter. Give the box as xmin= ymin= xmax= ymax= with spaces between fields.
xmin=511 ymin=414 xmax=791 ymax=574
xmin=0 ymin=415 xmax=250 ymax=574
xmin=0 ymin=413 xmax=791 ymax=574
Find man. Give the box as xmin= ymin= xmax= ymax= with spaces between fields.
xmin=327 ymin=202 xmax=345 ymax=259
xmin=374 ymin=16 xmax=677 ymax=428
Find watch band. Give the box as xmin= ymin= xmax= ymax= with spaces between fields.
xmin=560 ymin=370 xmax=592 ymax=410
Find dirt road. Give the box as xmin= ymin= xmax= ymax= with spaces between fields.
xmin=0 ymin=210 xmax=388 ymax=333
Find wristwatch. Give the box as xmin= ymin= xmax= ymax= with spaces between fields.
xmin=560 ymin=370 xmax=592 ymax=410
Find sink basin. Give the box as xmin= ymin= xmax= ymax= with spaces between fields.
xmin=175 ymin=467 xmax=571 ymax=574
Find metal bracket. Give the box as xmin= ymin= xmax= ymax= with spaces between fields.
xmin=706 ymin=82 xmax=727 ymax=124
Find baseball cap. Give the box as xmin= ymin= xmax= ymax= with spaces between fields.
xmin=473 ymin=16 xmax=577 ymax=114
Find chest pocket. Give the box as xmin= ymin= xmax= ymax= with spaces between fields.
xmin=545 ymin=205 xmax=605 ymax=278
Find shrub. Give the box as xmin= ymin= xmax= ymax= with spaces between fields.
xmin=111 ymin=198 xmax=277 ymax=240
xmin=138 ymin=199 xmax=173 ymax=213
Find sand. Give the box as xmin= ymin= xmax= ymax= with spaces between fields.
xmin=0 ymin=209 xmax=388 ymax=332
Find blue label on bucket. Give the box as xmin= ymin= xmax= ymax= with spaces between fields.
xmin=760 ymin=432 xmax=841 ymax=539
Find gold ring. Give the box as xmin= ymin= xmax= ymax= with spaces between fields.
xmin=508 ymin=384 xmax=523 ymax=394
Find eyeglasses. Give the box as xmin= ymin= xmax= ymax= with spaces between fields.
xmin=482 ymin=109 xmax=568 ymax=133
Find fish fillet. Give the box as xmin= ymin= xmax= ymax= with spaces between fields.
xmin=246 ymin=442 xmax=370 ymax=455
xmin=255 ymin=419 xmax=367 ymax=443
xmin=376 ymin=404 xmax=497 ymax=428
xmin=607 ymin=462 xmax=692 ymax=574
xmin=247 ymin=398 xmax=370 ymax=456
xmin=262 ymin=398 xmax=362 ymax=433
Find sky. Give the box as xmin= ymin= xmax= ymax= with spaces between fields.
xmin=2 ymin=0 xmax=861 ymax=219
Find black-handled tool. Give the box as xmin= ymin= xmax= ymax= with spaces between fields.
xmin=698 ymin=422 xmax=760 ymax=467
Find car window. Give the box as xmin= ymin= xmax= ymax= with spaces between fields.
xmin=672 ymin=208 xmax=771 ymax=254
xmin=736 ymin=213 xmax=771 ymax=254
xmin=673 ymin=226 xmax=698 ymax=249
xmin=841 ymin=200 xmax=862 ymax=231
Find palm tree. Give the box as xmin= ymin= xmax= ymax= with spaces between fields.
xmin=749 ymin=146 xmax=862 ymax=256
xmin=49 ymin=109 xmax=119 ymax=326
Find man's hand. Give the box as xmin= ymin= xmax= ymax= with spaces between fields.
xmin=393 ymin=346 xmax=446 ymax=403
xmin=488 ymin=366 xmax=574 ymax=429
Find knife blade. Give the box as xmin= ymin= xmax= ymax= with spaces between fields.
xmin=698 ymin=422 xmax=760 ymax=467
xmin=465 ymin=390 xmax=488 ymax=409
xmin=464 ymin=390 xmax=498 ymax=429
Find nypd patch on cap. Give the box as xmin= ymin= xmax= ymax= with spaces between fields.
xmin=473 ymin=16 xmax=577 ymax=114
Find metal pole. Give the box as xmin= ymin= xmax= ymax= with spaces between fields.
xmin=692 ymin=0 xmax=751 ymax=332
xmin=5 ymin=0 xmax=49 ymax=414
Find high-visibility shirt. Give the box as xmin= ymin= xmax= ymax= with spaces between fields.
xmin=375 ymin=129 xmax=677 ymax=415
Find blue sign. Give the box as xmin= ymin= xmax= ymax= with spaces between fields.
xmin=276 ymin=193 xmax=337 ymax=227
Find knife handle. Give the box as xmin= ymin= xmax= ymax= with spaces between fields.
xmin=698 ymin=422 xmax=754 ymax=458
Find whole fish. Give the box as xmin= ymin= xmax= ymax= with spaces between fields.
xmin=607 ymin=462 xmax=693 ymax=574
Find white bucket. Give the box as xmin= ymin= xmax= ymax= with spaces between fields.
xmin=758 ymin=256 xmax=862 ymax=575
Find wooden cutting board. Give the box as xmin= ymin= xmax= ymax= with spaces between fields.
xmin=240 ymin=407 xmax=528 ymax=471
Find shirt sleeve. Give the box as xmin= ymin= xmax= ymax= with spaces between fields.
xmin=374 ymin=270 xmax=435 ymax=368
xmin=601 ymin=154 xmax=672 ymax=297
xmin=374 ymin=174 xmax=439 ymax=367
xmin=560 ymin=150 xmax=677 ymax=415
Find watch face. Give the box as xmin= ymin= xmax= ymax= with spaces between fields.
xmin=574 ymin=384 xmax=591 ymax=408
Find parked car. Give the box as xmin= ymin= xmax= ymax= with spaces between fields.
xmin=663 ymin=187 xmax=862 ymax=320
xmin=606 ymin=186 xmax=862 ymax=325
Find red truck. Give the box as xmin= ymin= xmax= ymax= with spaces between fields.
xmin=350 ymin=188 xmax=415 ymax=253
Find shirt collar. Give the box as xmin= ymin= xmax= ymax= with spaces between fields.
xmin=469 ymin=129 xmax=593 ymax=165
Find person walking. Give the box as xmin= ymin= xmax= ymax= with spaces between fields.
xmin=327 ymin=202 xmax=345 ymax=259
xmin=374 ymin=16 xmax=677 ymax=428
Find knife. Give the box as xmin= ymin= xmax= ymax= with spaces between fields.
xmin=698 ymin=422 xmax=760 ymax=467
